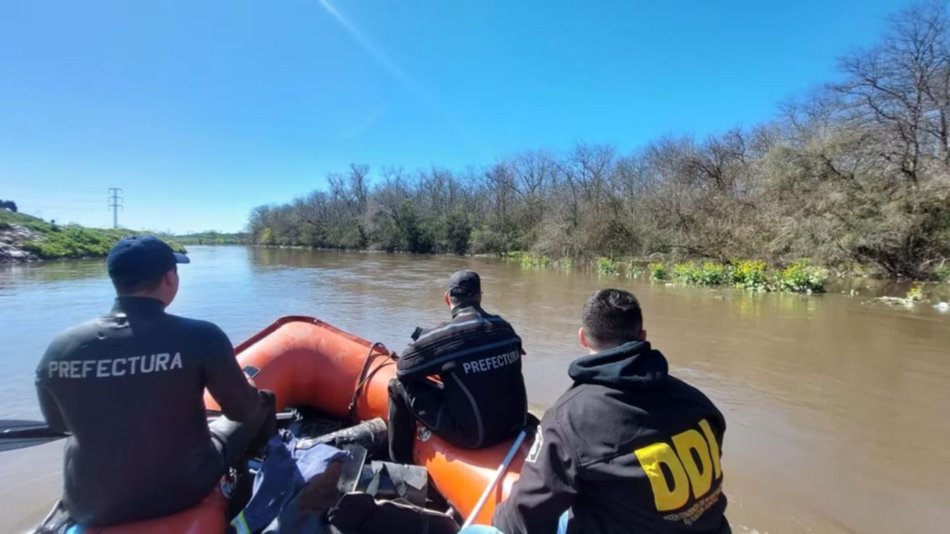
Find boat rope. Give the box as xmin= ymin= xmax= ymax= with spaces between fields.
xmin=348 ymin=342 xmax=397 ymax=422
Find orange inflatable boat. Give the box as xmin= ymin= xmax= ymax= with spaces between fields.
xmin=87 ymin=315 xmax=530 ymax=533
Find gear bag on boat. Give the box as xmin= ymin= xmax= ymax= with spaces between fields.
xmin=327 ymin=492 xmax=459 ymax=534
xmin=231 ymin=431 xmax=348 ymax=533
xmin=241 ymin=419 xmax=456 ymax=534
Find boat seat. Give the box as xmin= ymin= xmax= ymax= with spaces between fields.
xmin=88 ymin=488 xmax=228 ymax=534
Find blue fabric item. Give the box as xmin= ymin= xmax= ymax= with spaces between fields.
xmin=557 ymin=510 xmax=569 ymax=534
xmin=231 ymin=432 xmax=348 ymax=533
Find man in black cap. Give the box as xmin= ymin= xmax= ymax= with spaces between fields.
xmin=388 ymin=270 xmax=528 ymax=463
xmin=35 ymin=236 xmax=274 ymax=527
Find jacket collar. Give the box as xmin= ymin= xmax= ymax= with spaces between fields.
xmin=112 ymin=296 xmax=167 ymax=316
xmin=450 ymin=303 xmax=485 ymax=319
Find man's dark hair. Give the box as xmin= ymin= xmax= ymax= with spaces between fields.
xmin=581 ymin=289 xmax=643 ymax=348
xmin=111 ymin=271 xmax=167 ymax=295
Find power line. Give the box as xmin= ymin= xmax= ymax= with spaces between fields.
xmin=108 ymin=187 xmax=123 ymax=229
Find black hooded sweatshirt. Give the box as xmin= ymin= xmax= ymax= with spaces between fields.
xmin=493 ymin=341 xmax=730 ymax=534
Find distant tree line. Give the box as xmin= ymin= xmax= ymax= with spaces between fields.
xmin=173 ymin=231 xmax=248 ymax=246
xmin=0 ymin=200 xmax=17 ymax=212
xmin=248 ymin=3 xmax=950 ymax=279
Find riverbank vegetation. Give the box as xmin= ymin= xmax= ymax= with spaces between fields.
xmin=0 ymin=211 xmax=185 ymax=261
xmin=174 ymin=232 xmax=248 ymax=245
xmin=508 ymin=254 xmax=827 ymax=293
xmin=248 ymin=3 xmax=950 ymax=282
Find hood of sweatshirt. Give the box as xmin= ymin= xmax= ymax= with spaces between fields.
xmin=568 ymin=340 xmax=669 ymax=389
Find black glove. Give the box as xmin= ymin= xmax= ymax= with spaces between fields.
xmin=251 ymin=389 xmax=278 ymax=450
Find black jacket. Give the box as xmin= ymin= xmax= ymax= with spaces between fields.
xmin=494 ymin=341 xmax=730 ymax=534
xmin=397 ymin=304 xmax=527 ymax=448
xmin=35 ymin=297 xmax=263 ymax=526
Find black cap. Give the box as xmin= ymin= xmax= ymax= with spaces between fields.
xmin=447 ymin=270 xmax=481 ymax=298
xmin=107 ymin=236 xmax=189 ymax=284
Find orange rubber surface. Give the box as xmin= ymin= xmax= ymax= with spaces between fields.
xmin=89 ymin=488 xmax=228 ymax=534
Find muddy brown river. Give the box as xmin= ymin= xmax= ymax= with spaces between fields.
xmin=1 ymin=246 xmax=948 ymax=533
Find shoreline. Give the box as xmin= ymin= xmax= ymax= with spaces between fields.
xmin=4 ymin=234 xmax=948 ymax=303
xmin=252 ymin=244 xmax=950 ymax=292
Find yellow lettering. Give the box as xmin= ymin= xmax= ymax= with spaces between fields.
xmin=698 ymin=419 xmax=722 ymax=480
xmin=634 ymin=442 xmax=690 ymax=512
xmin=672 ymin=429 xmax=713 ymax=498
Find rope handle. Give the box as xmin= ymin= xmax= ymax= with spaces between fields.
xmin=347 ymin=342 xmax=397 ymax=421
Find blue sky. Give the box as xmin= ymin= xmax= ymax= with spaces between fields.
xmin=1 ymin=0 xmax=911 ymax=233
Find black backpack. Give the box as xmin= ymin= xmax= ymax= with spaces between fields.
xmin=327 ymin=492 xmax=459 ymax=534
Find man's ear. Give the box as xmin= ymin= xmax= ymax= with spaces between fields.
xmin=639 ymin=329 xmax=647 ymax=341
xmin=579 ymin=327 xmax=590 ymax=349
xmin=443 ymin=291 xmax=451 ymax=307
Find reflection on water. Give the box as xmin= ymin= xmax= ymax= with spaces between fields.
xmin=1 ymin=246 xmax=948 ymax=533
xmin=0 ymin=260 xmax=106 ymax=286
xmin=828 ymin=275 xmax=950 ymax=304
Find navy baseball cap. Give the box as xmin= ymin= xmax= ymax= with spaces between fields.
xmin=447 ymin=270 xmax=481 ymax=298
xmin=107 ymin=236 xmax=189 ymax=283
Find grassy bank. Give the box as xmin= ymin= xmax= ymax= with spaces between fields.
xmin=0 ymin=211 xmax=185 ymax=261
xmin=506 ymin=252 xmax=830 ymax=293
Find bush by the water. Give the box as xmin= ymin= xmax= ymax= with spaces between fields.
xmin=597 ymin=257 xmax=620 ymax=276
xmin=775 ymin=262 xmax=828 ymax=293
xmin=592 ymin=257 xmax=644 ymax=278
xmin=648 ymin=262 xmax=669 ymax=281
xmin=732 ymin=260 xmax=768 ymax=290
xmin=672 ymin=261 xmax=730 ymax=286
xmin=506 ymin=252 xmax=827 ymax=293
xmin=651 ymin=259 xmax=826 ymax=293
xmin=906 ymin=283 xmax=926 ymax=302
xmin=506 ymin=251 xmax=573 ymax=271
xmin=508 ymin=251 xmax=553 ymax=269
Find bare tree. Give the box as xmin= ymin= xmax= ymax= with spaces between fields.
xmin=836 ymin=2 xmax=950 ymax=182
